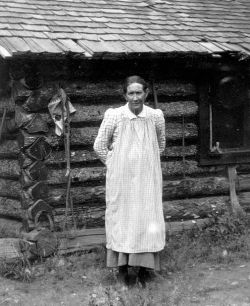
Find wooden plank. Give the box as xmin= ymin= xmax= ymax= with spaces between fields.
xmin=46 ymin=149 xmax=99 ymax=165
xmin=0 ymin=218 xmax=22 ymax=238
xmin=4 ymin=37 xmax=31 ymax=53
xmin=0 ymin=37 xmax=18 ymax=54
xmin=159 ymin=101 xmax=198 ymax=117
xmin=199 ymin=42 xmax=224 ymax=53
xmin=53 ymin=195 xmax=228 ymax=228
xmin=166 ymin=41 xmax=189 ymax=52
xmin=13 ymin=80 xmax=196 ymax=103
xmin=49 ymin=123 xmax=198 ymax=147
xmin=0 ymin=179 xmax=21 ymax=199
xmin=46 ymin=145 xmax=197 ymax=166
xmin=0 ymin=238 xmax=23 ymax=260
xmin=40 ymin=100 xmax=198 ymax=125
xmin=0 ymin=197 xmax=22 ymax=220
xmin=178 ymin=41 xmax=209 ymax=53
xmin=162 ymin=175 xmax=229 ymax=200
xmin=57 ymin=227 xmax=105 ymax=238
xmin=238 ymin=174 xmax=250 ymax=191
xmin=121 ymin=41 xmax=153 ymax=52
xmin=22 ymin=37 xmax=45 ymax=53
xmin=239 ymin=192 xmax=250 ymax=209
xmin=47 ymin=167 xmax=106 ymax=185
xmin=164 ymin=145 xmax=197 ymax=158
xmin=47 ymin=161 xmax=224 ymax=185
xmin=165 ymin=218 xmax=212 ymax=235
xmin=163 ymin=196 xmax=228 ymax=220
xmin=56 ymin=39 xmax=86 ymax=53
xmin=57 ymin=219 xmax=212 ymax=254
xmin=0 ymin=140 xmax=19 ymax=159
xmin=145 ymin=40 xmax=177 ymax=52
xmin=48 ymin=175 xmax=232 ymax=206
xmin=0 ymin=160 xmax=20 ymax=179
xmin=0 ymin=44 xmax=11 ymax=58
xmin=30 ymin=38 xmax=62 ymax=53
xmin=228 ymin=165 xmax=245 ymax=217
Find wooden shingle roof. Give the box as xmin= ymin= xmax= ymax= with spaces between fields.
xmin=0 ymin=0 xmax=250 ymax=58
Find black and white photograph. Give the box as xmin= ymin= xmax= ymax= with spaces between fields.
xmin=0 ymin=0 xmax=250 ymax=305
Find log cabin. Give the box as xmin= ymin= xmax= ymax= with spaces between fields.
xmin=0 ymin=0 xmax=250 ymax=248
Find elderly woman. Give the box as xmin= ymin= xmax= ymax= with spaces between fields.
xmin=94 ymin=76 xmax=166 ymax=286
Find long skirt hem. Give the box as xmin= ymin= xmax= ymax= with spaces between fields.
xmin=106 ymin=249 xmax=160 ymax=271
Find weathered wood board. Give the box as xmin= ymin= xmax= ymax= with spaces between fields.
xmin=0 ymin=160 xmax=20 ymax=179
xmin=47 ymin=162 xmax=224 ymax=185
xmin=45 ymin=145 xmax=198 ymax=166
xmin=0 ymin=179 xmax=21 ymax=199
xmin=0 ymin=197 xmax=22 ymax=219
xmin=57 ymin=218 xmax=211 ymax=255
xmin=0 ymin=218 xmax=22 ymax=237
xmin=0 ymin=140 xmax=19 ymax=159
xmin=13 ymin=80 xmax=197 ymax=106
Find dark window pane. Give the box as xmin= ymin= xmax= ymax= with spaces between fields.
xmin=212 ymin=105 xmax=243 ymax=149
xmin=212 ymin=75 xmax=247 ymax=150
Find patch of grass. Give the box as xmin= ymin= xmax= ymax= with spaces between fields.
xmin=0 ymin=258 xmax=33 ymax=282
xmin=162 ymin=213 xmax=250 ymax=273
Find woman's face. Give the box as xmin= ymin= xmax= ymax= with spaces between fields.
xmin=125 ymin=82 xmax=148 ymax=115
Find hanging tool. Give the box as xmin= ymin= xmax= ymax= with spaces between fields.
xmin=60 ymin=87 xmax=76 ymax=231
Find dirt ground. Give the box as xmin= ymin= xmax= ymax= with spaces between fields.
xmin=0 ymin=251 xmax=250 ymax=306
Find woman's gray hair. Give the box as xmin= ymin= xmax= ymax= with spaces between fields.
xmin=123 ymin=75 xmax=148 ymax=94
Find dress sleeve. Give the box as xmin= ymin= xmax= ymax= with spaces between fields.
xmin=155 ymin=109 xmax=166 ymax=154
xmin=93 ymin=108 xmax=116 ymax=164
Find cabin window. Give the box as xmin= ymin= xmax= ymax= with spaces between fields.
xmin=199 ymin=68 xmax=250 ymax=165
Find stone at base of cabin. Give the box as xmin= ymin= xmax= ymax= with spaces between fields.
xmin=26 ymin=137 xmax=52 ymax=160
xmin=27 ymin=181 xmax=49 ymax=200
xmin=22 ymin=228 xmax=58 ymax=257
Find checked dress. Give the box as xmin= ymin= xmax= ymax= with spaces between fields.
xmin=94 ymin=103 xmax=166 ymax=269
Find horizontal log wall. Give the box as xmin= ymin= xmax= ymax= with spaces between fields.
xmin=3 ymin=58 xmax=250 ymax=232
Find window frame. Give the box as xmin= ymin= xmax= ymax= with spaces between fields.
xmin=199 ymin=66 xmax=250 ymax=166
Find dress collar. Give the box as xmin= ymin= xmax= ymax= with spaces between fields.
xmin=124 ymin=103 xmax=146 ymax=119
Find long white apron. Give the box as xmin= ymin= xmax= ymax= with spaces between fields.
xmin=105 ymin=115 xmax=165 ymax=253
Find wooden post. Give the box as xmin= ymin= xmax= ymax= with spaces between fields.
xmin=0 ymin=108 xmax=7 ymax=142
xmin=151 ymin=80 xmax=159 ymax=109
xmin=227 ymin=165 xmax=245 ymax=218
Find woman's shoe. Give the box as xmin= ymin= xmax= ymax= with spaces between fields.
xmin=117 ymin=265 xmax=129 ymax=286
xmin=138 ymin=267 xmax=151 ymax=287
